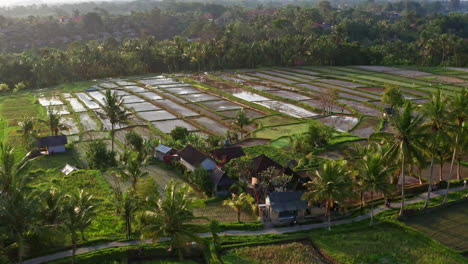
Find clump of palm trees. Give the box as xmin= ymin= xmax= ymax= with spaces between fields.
xmin=302 ymin=88 xmax=466 ymax=229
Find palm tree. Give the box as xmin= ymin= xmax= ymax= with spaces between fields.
xmin=0 ymin=143 xmax=31 ymax=193
xmin=0 ymin=179 xmax=39 ymax=263
xmin=421 ymin=90 xmax=449 ymax=208
xmin=302 ymin=160 xmax=353 ymax=231
xmin=62 ymin=189 xmax=96 ymax=264
xmin=141 ymin=181 xmax=204 ymax=258
xmin=357 ymin=147 xmax=395 ymax=226
xmin=443 ymin=88 xmax=467 ymax=203
xmin=114 ymin=189 xmax=139 ymax=240
xmin=41 ymin=105 xmax=68 ymax=136
xmin=223 ymin=192 xmax=256 ymax=223
xmin=18 ymin=115 xmax=36 ymax=135
xmin=233 ymin=108 xmax=252 ymax=138
xmin=101 ymin=88 xmax=131 ymax=152
xmin=118 ymin=151 xmax=149 ymax=191
xmin=371 ymin=102 xmax=426 ymax=216
xmin=40 ymin=187 xmax=64 ymax=226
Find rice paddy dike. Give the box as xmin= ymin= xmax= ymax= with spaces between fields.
xmin=9 ymin=66 xmax=466 ymax=155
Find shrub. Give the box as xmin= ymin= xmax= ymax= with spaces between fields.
xmin=85 ymin=140 xmax=116 ymax=170
xmin=187 ymin=168 xmax=213 ymax=196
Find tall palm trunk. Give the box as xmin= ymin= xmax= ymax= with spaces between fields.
xmin=18 ymin=236 xmax=23 ymax=264
xmin=111 ymin=123 xmax=115 ymax=153
xmin=457 ymin=159 xmax=461 ymax=180
xmin=71 ymin=235 xmax=77 ymax=264
xmin=369 ymin=190 xmax=374 ymax=226
xmin=424 ymin=155 xmax=435 ymax=209
xmin=443 ymin=132 xmax=459 ymax=204
xmin=439 ymin=162 xmax=443 ymax=182
xmin=327 ymin=201 xmax=331 ymax=231
xmin=399 ymin=155 xmax=405 ymax=217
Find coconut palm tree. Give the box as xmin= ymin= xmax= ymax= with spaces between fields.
xmin=41 ymin=105 xmax=68 ymax=136
xmin=223 ymin=192 xmax=256 ymax=223
xmin=302 ymin=159 xmax=353 ymax=231
xmin=421 ymin=90 xmax=449 ymax=208
xmin=101 ymin=88 xmax=131 ymax=152
xmin=233 ymin=108 xmax=253 ymax=138
xmin=0 ymin=178 xmax=40 ymax=263
xmin=0 ymin=143 xmax=31 ymax=194
xmin=18 ymin=115 xmax=36 ymax=136
xmin=357 ymin=147 xmax=395 ymax=226
xmin=443 ymin=88 xmax=467 ymax=203
xmin=141 ymin=181 xmax=204 ymax=258
xmin=40 ymin=187 xmax=65 ymax=226
xmin=114 ymin=189 xmax=139 ymax=240
xmin=118 ymin=151 xmax=149 ymax=191
xmin=370 ymin=102 xmax=426 ymax=216
xmin=62 ymin=189 xmax=96 ymax=264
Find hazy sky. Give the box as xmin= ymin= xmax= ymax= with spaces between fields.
xmin=0 ymin=0 xmax=121 ymax=7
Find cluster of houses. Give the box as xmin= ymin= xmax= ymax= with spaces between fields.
xmin=155 ymin=143 xmax=325 ymax=225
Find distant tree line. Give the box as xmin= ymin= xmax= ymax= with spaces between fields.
xmin=0 ymin=1 xmax=466 ymax=89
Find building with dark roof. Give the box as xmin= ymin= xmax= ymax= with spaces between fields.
xmin=210 ymin=168 xmax=235 ymax=196
xmin=210 ymin=146 xmax=245 ymax=164
xmin=37 ymin=135 xmax=67 ymax=154
xmin=261 ymin=192 xmax=308 ymax=225
xmin=179 ymin=145 xmax=216 ymax=171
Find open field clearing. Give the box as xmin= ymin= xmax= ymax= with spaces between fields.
xmin=403 ymin=201 xmax=468 ymax=251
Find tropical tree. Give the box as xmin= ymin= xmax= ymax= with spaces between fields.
xmin=41 ymin=105 xmax=68 ymax=136
xmin=421 ymin=90 xmax=449 ymax=208
xmin=302 ymin=159 xmax=353 ymax=231
xmin=141 ymin=181 xmax=204 ymax=258
xmin=370 ymin=102 xmax=426 ymax=216
xmin=0 ymin=179 xmax=39 ymax=263
xmin=382 ymin=86 xmax=404 ymax=111
xmin=18 ymin=115 xmax=36 ymax=136
xmin=357 ymin=147 xmax=395 ymax=226
xmin=443 ymin=88 xmax=467 ymax=202
xmin=40 ymin=187 xmax=64 ymax=226
xmin=114 ymin=189 xmax=139 ymax=240
xmin=101 ymin=88 xmax=131 ymax=152
xmin=0 ymin=143 xmax=31 ymax=193
xmin=233 ymin=108 xmax=252 ymax=138
xmin=118 ymin=151 xmax=149 ymax=191
xmin=223 ymin=192 xmax=256 ymax=223
xmin=62 ymin=189 xmax=96 ymax=264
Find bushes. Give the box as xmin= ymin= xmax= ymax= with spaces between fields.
xmin=84 ymin=140 xmax=116 ymax=170
xmin=186 ymin=168 xmax=213 ymax=196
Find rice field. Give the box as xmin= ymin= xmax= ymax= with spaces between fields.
xmin=25 ymin=66 xmax=465 ymax=153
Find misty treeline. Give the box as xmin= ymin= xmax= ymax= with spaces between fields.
xmin=0 ymin=1 xmax=466 ymax=89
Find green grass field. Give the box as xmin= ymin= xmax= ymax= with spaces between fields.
xmin=403 ymin=200 xmax=468 ymax=252
xmin=250 ymin=123 xmax=309 ymax=140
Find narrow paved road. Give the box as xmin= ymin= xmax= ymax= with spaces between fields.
xmin=24 ymin=186 xmax=466 ymax=264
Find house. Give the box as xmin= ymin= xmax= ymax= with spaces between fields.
xmin=37 ymin=135 xmax=68 ymax=154
xmin=178 ymin=145 xmax=217 ymax=171
xmin=155 ymin=144 xmax=176 ymax=161
xmin=61 ymin=164 xmax=78 ymax=175
xmin=210 ymin=168 xmax=235 ymax=196
xmin=210 ymin=146 xmax=245 ymax=165
xmin=260 ymin=192 xmax=308 ymax=225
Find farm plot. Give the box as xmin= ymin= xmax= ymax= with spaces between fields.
xmin=234 ymin=74 xmax=260 ymax=81
xmin=65 ymin=97 xmax=87 ymax=112
xmin=138 ymin=78 xmax=179 ymax=86
xmin=114 ymin=126 xmax=153 ymax=143
xmin=338 ymin=99 xmax=381 ymax=116
xmin=38 ymin=96 xmax=64 ymax=106
xmin=349 ymin=116 xmax=380 ymax=137
xmin=272 ymin=69 xmax=321 ymax=80
xmin=94 ymin=109 xmax=130 ymax=130
xmin=261 ymin=70 xmax=317 ymax=82
xmin=179 ymin=93 xmax=220 ymax=102
xmin=359 ymin=87 xmax=385 ymax=94
xmin=268 ymin=90 xmax=312 ymax=101
xmin=49 ymin=105 xmax=70 ymax=115
xmin=138 ymin=110 xmax=177 ymax=121
xmin=403 ymin=201 xmax=468 ymax=251
xmin=98 ymin=82 xmax=119 ymax=89
xmin=301 ymin=99 xmax=352 ymax=114
xmin=191 ymin=117 xmax=230 ymax=135
xmin=248 ymin=72 xmax=297 ymax=84
xmin=157 ymin=83 xmax=192 ymax=89
xmin=296 ymin=83 xmax=325 ymax=93
xmin=115 ymin=81 xmax=136 ymax=86
xmin=157 ymin=99 xmax=200 ymax=117
xmin=218 ymin=109 xmax=264 ymax=119
xmin=152 ymin=119 xmax=198 ymax=133
xmin=60 ymin=116 xmax=80 ymax=135
xmin=256 ymin=101 xmax=318 ymax=118
xmin=163 ymin=86 xmax=203 ymax=95
xmin=251 ymin=123 xmax=309 ymax=139
xmin=139 ymin=91 xmax=163 ymax=100
xmin=125 ymin=102 xmax=161 ymax=112
xmin=76 ymin=93 xmax=100 ymax=109
xmin=316 ymin=115 xmax=358 ymax=132
xmin=285 ymin=68 xmax=321 ymax=75
xmin=200 ymin=100 xmax=242 ymax=111
xmin=224 ymin=89 xmax=271 ymax=102
xmin=245 ymin=84 xmax=278 ymax=91
xmin=124 ymin=85 xmax=148 ymax=93
xmin=122 ymin=95 xmax=146 ymax=104
xmin=218 ymin=75 xmax=246 ymax=83
xmin=79 ymin=112 xmax=99 ymax=131
xmin=317 ymin=78 xmax=365 ymax=88
xmin=88 ymin=91 xmax=107 ymax=105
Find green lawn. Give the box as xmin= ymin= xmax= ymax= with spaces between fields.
xmin=403 ymin=200 xmax=468 ymax=252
